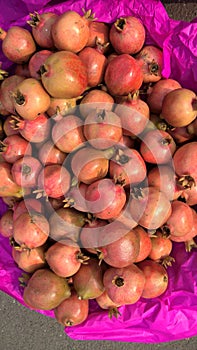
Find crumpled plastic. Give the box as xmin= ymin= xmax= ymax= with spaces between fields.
xmin=0 ymin=0 xmax=197 ymax=343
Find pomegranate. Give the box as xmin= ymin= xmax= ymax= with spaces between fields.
xmin=0 ymin=75 xmax=25 ymax=114
xmin=72 ymin=258 xmax=105 ymax=299
xmin=135 ymin=45 xmax=163 ymax=83
xmin=49 ymin=207 xmax=86 ymax=242
xmin=149 ymin=231 xmax=173 ymax=266
xmin=52 ymin=114 xmax=86 ymax=153
xmin=86 ymin=21 xmax=109 ymax=48
xmin=0 ymin=209 xmax=14 ymax=237
xmin=38 ymin=140 xmax=67 ymax=166
xmin=0 ymin=162 xmax=25 ymax=198
xmin=0 ymin=134 xmax=32 ymax=163
xmin=13 ymin=78 xmax=51 ymax=120
xmin=54 ymin=290 xmax=89 ymax=326
xmin=140 ymin=129 xmax=176 ymax=164
xmin=133 ymin=226 xmax=152 ymax=263
xmin=63 ymin=182 xmax=88 ymax=212
xmin=0 ymin=26 xmax=36 ymax=63
xmin=104 ymin=54 xmax=143 ymax=96
xmin=78 ymin=41 xmax=108 ymax=87
xmin=97 ymin=226 xmax=140 ymax=267
xmin=114 ymin=91 xmax=150 ymax=136
xmin=12 ymin=245 xmax=46 ymax=273
xmin=147 ymin=165 xmax=182 ymax=201
xmin=147 ymin=78 xmax=182 ymax=114
xmin=173 ymin=142 xmax=197 ymax=188
xmin=27 ymin=11 xmax=58 ymax=48
xmin=41 ymin=51 xmax=88 ymax=99
xmin=109 ymin=147 xmax=146 ymax=186
xmin=79 ymin=89 xmax=114 ymax=119
xmin=36 ymin=164 xmax=71 ymax=199
xmin=28 ymin=50 xmax=53 ymax=80
xmin=51 ymin=10 xmax=90 ymax=53
xmin=181 ymin=185 xmax=197 ymax=206
xmin=11 ymin=156 xmax=42 ymax=188
xmin=96 ymin=290 xmax=121 ymax=319
xmin=13 ymin=197 xmax=44 ymax=221
xmin=13 ymin=211 xmax=49 ymax=249
xmin=70 ymin=146 xmax=114 ymax=184
xmin=23 ymin=268 xmax=71 ymax=310
xmin=137 ymin=260 xmax=168 ymax=298
xmin=103 ymin=264 xmax=145 ymax=305
xmin=15 ymin=63 xmax=30 ymax=78
xmin=79 ymin=218 xmax=108 ymax=253
xmin=85 ymin=178 xmax=126 ymax=220
xmin=45 ymin=240 xmax=89 ymax=278
xmin=10 ymin=113 xmax=51 ymax=143
xmin=84 ymin=109 xmax=122 ymax=149
xmin=109 ymin=16 xmax=145 ymax=54
xmin=163 ymin=200 xmax=194 ymax=237
xmin=170 ymin=210 xmax=197 ymax=251
xmin=161 ymin=88 xmax=197 ymax=127
xmin=129 ymin=187 xmax=172 ymax=230
xmin=47 ymin=97 xmax=77 ymax=118
xmin=3 ymin=116 xmax=19 ymax=136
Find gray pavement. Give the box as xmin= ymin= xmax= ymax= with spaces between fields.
xmin=1 ymin=1 xmax=197 ymax=350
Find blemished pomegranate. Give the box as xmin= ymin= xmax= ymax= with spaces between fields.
xmin=0 ymin=75 xmax=25 ymax=114
xmin=109 ymin=16 xmax=145 ymax=55
xmin=0 ymin=162 xmax=25 ymax=198
xmin=41 ymin=51 xmax=88 ymax=99
xmin=23 ymin=268 xmax=71 ymax=310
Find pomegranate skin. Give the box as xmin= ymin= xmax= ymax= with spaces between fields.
xmin=0 ymin=209 xmax=14 ymax=237
xmin=109 ymin=16 xmax=145 ymax=55
xmin=41 ymin=51 xmax=88 ymax=99
xmin=12 ymin=245 xmax=46 ymax=273
xmin=104 ymin=54 xmax=143 ymax=96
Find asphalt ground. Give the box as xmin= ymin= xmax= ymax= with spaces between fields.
xmin=0 ymin=1 xmax=197 ymax=350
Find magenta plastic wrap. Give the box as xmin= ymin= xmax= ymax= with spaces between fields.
xmin=0 ymin=0 xmax=197 ymax=343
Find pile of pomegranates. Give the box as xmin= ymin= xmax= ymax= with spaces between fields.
xmin=0 ymin=8 xmax=196 ymax=328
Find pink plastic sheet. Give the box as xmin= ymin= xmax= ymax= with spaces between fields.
xmin=0 ymin=0 xmax=197 ymax=343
